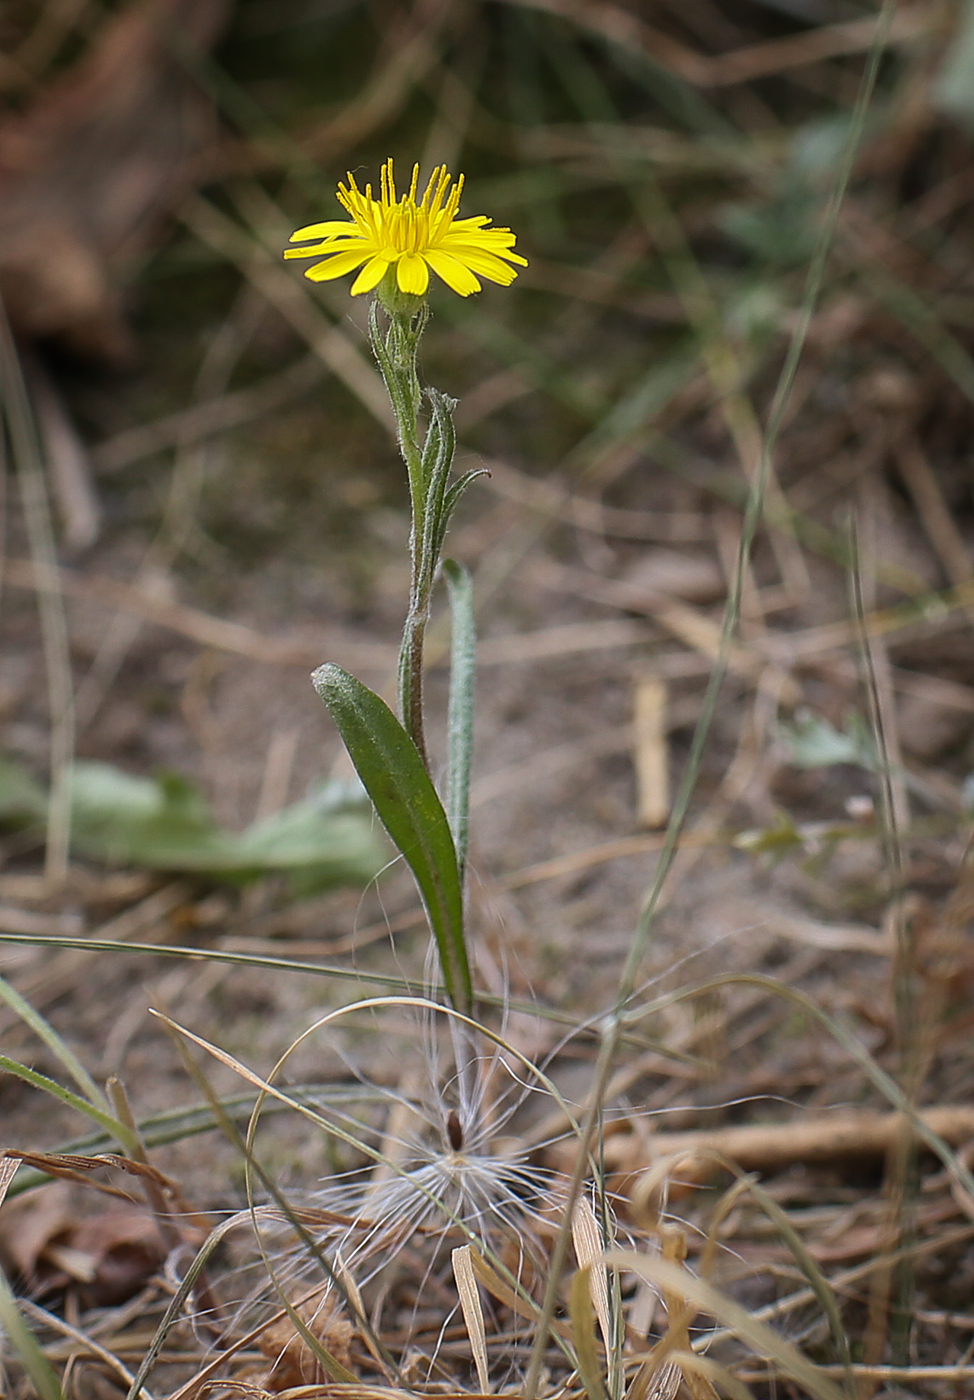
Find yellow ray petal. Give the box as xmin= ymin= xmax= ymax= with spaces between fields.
xmin=289 ymin=220 xmax=356 ymax=241
xmin=284 ymin=236 xmax=367 ymax=260
xmin=440 ymin=215 xmax=491 ymax=233
xmin=303 ymin=249 xmax=372 ymax=282
xmin=442 ymin=231 xmax=527 ymax=264
xmin=396 ymin=253 xmax=430 ymax=296
xmin=441 ymin=248 xmax=521 ymax=284
xmin=350 ymin=255 xmax=392 ymax=295
xmin=424 ymin=249 xmax=481 ymax=296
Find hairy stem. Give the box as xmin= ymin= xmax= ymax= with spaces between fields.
xmin=398 ymin=606 xmax=429 ymax=768
xmin=368 ymin=294 xmax=432 ymax=765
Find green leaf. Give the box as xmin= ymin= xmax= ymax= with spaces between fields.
xmin=434 ymin=468 xmax=488 ymax=563
xmin=70 ymin=763 xmax=230 ymax=869
xmin=231 ymin=783 xmax=387 ymax=894
xmin=720 ymin=187 xmax=820 ymax=267
xmin=420 ymin=388 xmax=458 ymax=579
xmin=312 ymin=663 xmax=473 ymax=1014
xmin=0 ymin=756 xmax=385 ymax=893
xmin=778 ymin=710 xmax=875 ymax=770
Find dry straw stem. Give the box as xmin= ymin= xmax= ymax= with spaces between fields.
xmin=552 ymin=1105 xmax=974 ymax=1180
xmin=748 ymin=1362 xmax=974 ymax=1384
xmin=633 ymin=676 xmax=669 ymax=830
xmin=19 ymin=1297 xmax=153 ymax=1397
xmin=894 ymin=435 xmax=974 ymax=609
xmin=296 ymin=0 xmax=455 ymax=164
xmin=0 ymin=881 xmax=191 ymax=1026
xmin=3 ymin=556 xmax=652 ymax=675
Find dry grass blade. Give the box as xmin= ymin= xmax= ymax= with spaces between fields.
xmin=0 ymin=1148 xmax=173 ymax=1199
xmin=336 ymin=1252 xmax=393 ymax=1379
xmin=626 ymin=1357 xmax=681 ymax=1400
xmin=657 ymin=1228 xmax=719 ymax=1400
xmin=569 ymin=1265 xmax=608 ymax=1400
xmin=0 ymin=1154 xmax=18 ymax=1205
xmin=571 ymin=1197 xmax=611 ymax=1356
xmin=466 ymin=1242 xmax=553 ymax=1330
xmin=665 ymin=1353 xmax=754 ymax=1400
xmin=452 ymin=1245 xmax=490 ymax=1394
xmin=607 ymin=1251 xmax=845 ymax=1400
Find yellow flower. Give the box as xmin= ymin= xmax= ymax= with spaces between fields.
xmin=284 ymin=160 xmax=527 ymax=298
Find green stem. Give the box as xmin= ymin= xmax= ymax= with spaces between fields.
xmin=398 ymin=606 xmax=429 ymax=768
xmin=368 ymin=292 xmax=433 ymax=767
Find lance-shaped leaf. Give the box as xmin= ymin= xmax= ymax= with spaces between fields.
xmin=419 ymin=388 xmax=458 ymax=587
xmin=442 ymin=559 xmax=475 ymax=883
xmin=312 ymin=663 xmax=473 ymax=1014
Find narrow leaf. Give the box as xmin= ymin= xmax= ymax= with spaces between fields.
xmin=434 ymin=468 xmax=488 ymax=563
xmin=312 ymin=664 xmax=472 ymax=1014
xmin=0 ymin=1054 xmax=136 ymax=1147
xmin=442 ymin=559 xmax=475 ymax=881
xmin=0 ymin=973 xmax=107 ymax=1109
xmin=420 ymin=389 xmax=458 ymax=586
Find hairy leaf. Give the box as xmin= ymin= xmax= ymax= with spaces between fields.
xmin=313 ymin=663 xmax=472 ymax=1013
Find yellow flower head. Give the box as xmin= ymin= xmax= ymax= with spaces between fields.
xmin=284 ymin=159 xmax=527 ymax=298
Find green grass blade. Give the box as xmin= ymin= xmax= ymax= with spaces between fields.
xmin=0 ymin=1262 xmax=65 ymax=1400
xmin=312 ymin=663 xmax=472 ymax=1014
xmin=0 ymin=1162 xmax=66 ymax=1400
xmin=0 ymin=1054 xmax=136 ymax=1150
xmin=0 ymin=974 xmax=107 ymax=1110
